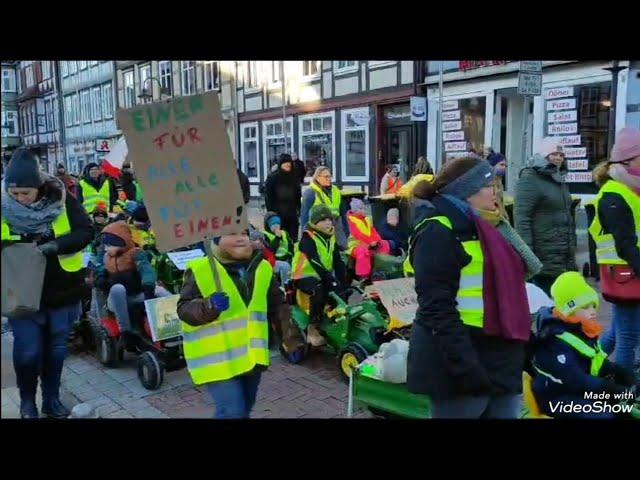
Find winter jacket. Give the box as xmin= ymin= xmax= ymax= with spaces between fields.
xmin=406 ymin=195 xmax=526 ymax=400
xmin=597 ymin=190 xmax=640 ymax=276
xmin=293 ymin=159 xmax=306 ymax=184
xmin=379 ymin=222 xmax=408 ymax=253
xmin=77 ymin=173 xmax=118 ymax=211
xmin=265 ymin=160 xmax=302 ymax=220
xmin=300 ymin=186 xmax=349 ymax=233
xmin=514 ymin=154 xmax=576 ymax=278
xmin=379 ymin=173 xmax=403 ymax=195
xmin=94 ymin=222 xmax=156 ymax=296
xmin=177 ymin=250 xmax=301 ymax=353
xmin=531 ymin=307 xmax=633 ymax=412
xmin=296 ymin=228 xmax=347 ymax=288
xmin=237 ymin=168 xmax=250 ymax=204
xmin=1 ymin=176 xmax=93 ymax=309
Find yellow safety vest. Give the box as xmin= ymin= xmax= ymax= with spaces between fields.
xmin=588 ymin=179 xmax=640 ymax=265
xmin=1 ymin=207 xmax=84 ymax=272
xmin=403 ymin=215 xmax=484 ymax=328
xmin=292 ymin=230 xmax=335 ymax=280
xmin=310 ymin=183 xmax=341 ymax=216
xmin=181 ymin=257 xmax=272 ymax=384
xmin=346 ymin=214 xmax=374 ymax=254
xmin=534 ymin=332 xmax=607 ymax=382
xmin=79 ymin=179 xmax=110 ymax=213
xmin=263 ymin=230 xmax=291 ymax=260
xmin=131 ymin=227 xmax=156 ymax=249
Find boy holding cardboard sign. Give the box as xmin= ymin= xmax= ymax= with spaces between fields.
xmin=177 ymin=231 xmax=300 ymax=419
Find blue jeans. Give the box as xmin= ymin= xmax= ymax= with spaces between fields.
xmin=430 ymin=394 xmax=522 ymax=419
xmin=600 ymin=303 xmax=640 ymax=371
xmin=9 ymin=302 xmax=81 ymax=402
xmin=205 ymin=370 xmax=262 ymax=419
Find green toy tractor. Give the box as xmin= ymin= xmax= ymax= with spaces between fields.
xmin=283 ymin=285 xmax=390 ymax=380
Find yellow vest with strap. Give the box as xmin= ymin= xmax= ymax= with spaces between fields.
xmin=346 ymin=214 xmax=373 ymax=254
xmin=403 ymin=215 xmax=484 ymax=328
xmin=263 ymin=230 xmax=291 ymax=260
xmin=534 ymin=332 xmax=607 ymax=383
xmin=310 ymin=183 xmax=341 ymax=216
xmin=292 ymin=230 xmax=335 ymax=280
xmin=79 ymin=179 xmax=110 ymax=213
xmin=1 ymin=207 xmax=84 ymax=272
xmin=181 ymin=257 xmax=272 ymax=384
xmin=588 ymin=179 xmax=640 ymax=265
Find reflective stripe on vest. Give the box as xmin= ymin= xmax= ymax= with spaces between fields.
xmin=263 ymin=230 xmax=290 ymax=260
xmin=403 ymin=215 xmax=484 ymax=328
xmin=310 ymin=183 xmax=341 ymax=216
xmin=347 ymin=214 xmax=374 ymax=253
xmin=1 ymin=207 xmax=84 ymax=272
xmin=292 ymin=230 xmax=335 ymax=280
xmin=588 ymin=179 xmax=640 ymax=265
xmin=80 ymin=179 xmax=110 ymax=213
xmin=181 ymin=257 xmax=272 ymax=384
xmin=555 ymin=331 xmax=607 ymax=376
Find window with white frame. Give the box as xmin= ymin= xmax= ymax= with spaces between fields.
xmin=25 ymin=65 xmax=34 ymax=87
xmin=92 ymin=87 xmax=102 ymax=121
xmin=78 ymin=60 xmax=87 ymax=70
xmin=159 ymin=60 xmax=172 ymax=95
xmin=139 ymin=63 xmax=151 ymax=94
xmin=64 ymin=95 xmax=73 ymax=127
xmin=1 ymin=110 xmax=19 ymax=136
xmin=123 ymin=69 xmax=135 ymax=108
xmin=299 ymin=111 xmax=334 ymax=177
xmin=69 ymin=61 xmax=77 ymax=74
xmin=2 ymin=68 xmax=16 ymax=92
xmin=89 ymin=60 xmax=99 ymax=66
xmin=73 ymin=93 xmax=80 ymax=125
xmin=241 ymin=123 xmax=259 ymax=180
xmin=41 ymin=61 xmax=51 ymax=80
xmin=334 ymin=61 xmax=357 ymax=73
xmin=102 ymin=83 xmax=113 ymax=119
xmin=271 ymin=61 xmax=282 ymax=83
xmin=302 ymin=61 xmax=321 ymax=78
xmin=61 ymin=61 xmax=68 ymax=77
xmin=36 ymin=103 xmax=45 ymax=130
xmin=203 ymin=61 xmax=219 ymax=91
xmin=29 ymin=104 xmax=36 ymax=134
xmin=368 ymin=60 xmax=396 ymax=68
xmin=81 ymin=90 xmax=91 ymax=124
xmin=245 ymin=61 xmax=259 ymax=89
xmin=181 ymin=61 xmax=196 ymax=95
xmin=341 ymin=107 xmax=369 ymax=181
xmin=263 ymin=118 xmax=293 ymax=174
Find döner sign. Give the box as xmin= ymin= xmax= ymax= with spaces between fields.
xmin=544 ymin=86 xmax=574 ymax=99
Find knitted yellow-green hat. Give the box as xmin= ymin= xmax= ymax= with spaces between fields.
xmin=550 ymin=272 xmax=599 ymax=317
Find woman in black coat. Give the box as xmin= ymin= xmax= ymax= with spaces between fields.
xmin=1 ymin=148 xmax=93 ymax=419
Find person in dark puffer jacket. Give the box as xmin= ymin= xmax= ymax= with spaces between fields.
xmin=1 ymin=148 xmax=93 ymax=419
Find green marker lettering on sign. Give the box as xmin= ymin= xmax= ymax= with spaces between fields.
xmin=155 ymin=104 xmax=171 ymax=127
xmin=173 ymin=98 xmax=189 ymax=122
xmin=189 ymin=95 xmax=204 ymax=115
xmin=132 ymin=110 xmax=146 ymax=132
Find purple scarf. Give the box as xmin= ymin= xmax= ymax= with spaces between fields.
xmin=472 ymin=215 xmax=531 ymax=341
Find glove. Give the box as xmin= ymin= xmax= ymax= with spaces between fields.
xmin=143 ymin=285 xmax=156 ymax=300
xmin=209 ymin=292 xmax=230 ymax=313
xmin=37 ymin=241 xmax=59 ymax=257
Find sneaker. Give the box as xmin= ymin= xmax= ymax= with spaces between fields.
xmin=306 ymin=324 xmax=326 ymax=347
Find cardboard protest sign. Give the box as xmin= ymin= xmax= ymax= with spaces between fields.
xmin=366 ymin=277 xmax=417 ymax=329
xmin=117 ymin=92 xmax=248 ymax=252
xmin=166 ymin=248 xmax=205 ymax=271
xmin=144 ymin=294 xmax=182 ymax=342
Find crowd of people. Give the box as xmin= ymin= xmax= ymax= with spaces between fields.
xmin=2 ymin=127 xmax=638 ymax=419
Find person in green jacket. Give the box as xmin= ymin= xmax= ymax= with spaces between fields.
xmin=514 ymin=137 xmax=577 ymax=295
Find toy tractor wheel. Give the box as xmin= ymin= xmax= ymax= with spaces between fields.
xmin=96 ymin=327 xmax=120 ymax=368
xmin=137 ymin=351 xmax=165 ymax=390
xmin=338 ymin=343 xmax=368 ymax=381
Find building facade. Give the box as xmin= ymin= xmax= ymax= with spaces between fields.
xmin=422 ymin=60 xmax=634 ymax=198
xmin=236 ymin=61 xmax=423 ymax=196
xmin=113 ymin=60 xmax=237 ymax=158
xmin=15 ymin=61 xmax=62 ymax=174
xmin=1 ymin=61 xmax=20 ymax=164
xmin=59 ymin=61 xmax=117 ymax=175
xmin=625 ymin=61 xmax=640 ymax=130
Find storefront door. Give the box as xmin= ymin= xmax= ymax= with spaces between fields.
xmin=387 ymin=125 xmax=414 ymax=182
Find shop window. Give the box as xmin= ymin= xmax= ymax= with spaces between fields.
xmin=299 ymin=111 xmax=334 ymax=178
xmin=263 ymin=118 xmax=292 ymax=174
xmin=241 ymin=123 xmax=259 ymax=181
xmin=442 ymin=96 xmax=486 ymax=161
xmin=342 ymin=108 xmax=369 ymax=181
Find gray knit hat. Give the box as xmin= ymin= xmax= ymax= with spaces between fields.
xmin=440 ymin=160 xmax=495 ymax=200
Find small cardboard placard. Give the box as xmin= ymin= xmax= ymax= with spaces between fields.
xmin=144 ymin=294 xmax=182 ymax=342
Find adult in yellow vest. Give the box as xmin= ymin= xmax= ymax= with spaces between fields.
xmin=590 ymin=127 xmax=640 ymax=371
xmin=292 ymin=205 xmax=347 ymax=347
xmin=77 ymin=162 xmax=117 ymax=214
xmin=300 ymin=166 xmax=348 ymax=249
xmin=1 ymin=148 xmax=93 ymax=419
xmin=176 ymin=231 xmax=294 ymax=419
xmin=406 ymin=157 xmax=532 ymax=419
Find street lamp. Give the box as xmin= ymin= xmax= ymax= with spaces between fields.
xmin=138 ymin=76 xmax=169 ymax=103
